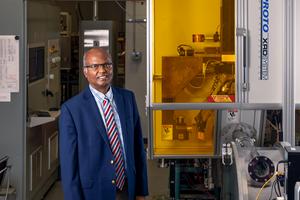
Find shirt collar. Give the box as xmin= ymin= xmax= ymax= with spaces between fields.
xmin=89 ymin=85 xmax=113 ymax=102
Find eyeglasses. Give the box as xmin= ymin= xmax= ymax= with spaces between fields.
xmin=85 ymin=63 xmax=113 ymax=71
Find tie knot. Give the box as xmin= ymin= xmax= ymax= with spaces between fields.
xmin=102 ymin=96 xmax=110 ymax=107
xmin=103 ymin=97 xmax=110 ymax=106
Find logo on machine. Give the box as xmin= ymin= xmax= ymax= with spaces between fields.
xmin=260 ymin=0 xmax=269 ymax=80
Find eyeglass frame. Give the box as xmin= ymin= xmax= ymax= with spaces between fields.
xmin=84 ymin=63 xmax=113 ymax=71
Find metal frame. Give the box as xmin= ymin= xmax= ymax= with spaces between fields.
xmin=236 ymin=0 xmax=247 ymax=103
xmin=283 ymin=0 xmax=295 ymax=145
xmin=150 ymin=103 xmax=281 ymax=110
xmin=146 ymin=0 xmax=152 ymax=159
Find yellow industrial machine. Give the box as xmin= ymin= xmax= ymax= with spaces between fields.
xmin=147 ymin=0 xmax=300 ymax=199
xmin=149 ymin=0 xmax=235 ymax=156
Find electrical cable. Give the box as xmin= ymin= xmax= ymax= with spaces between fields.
xmin=269 ymin=178 xmax=283 ymax=200
xmin=268 ymin=179 xmax=276 ymax=200
xmin=273 ymin=179 xmax=280 ymax=197
xmin=276 ymin=160 xmax=288 ymax=197
xmin=276 ymin=179 xmax=281 ymax=197
xmin=255 ymin=171 xmax=278 ymax=200
xmin=176 ymin=44 xmax=194 ymax=56
xmin=76 ymin=2 xmax=83 ymax=20
xmin=276 ymin=160 xmax=288 ymax=173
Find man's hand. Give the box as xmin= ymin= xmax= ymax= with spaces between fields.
xmin=136 ymin=196 xmax=146 ymax=200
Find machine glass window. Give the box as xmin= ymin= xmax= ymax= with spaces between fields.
xmin=263 ymin=110 xmax=283 ymax=147
xmin=153 ymin=109 xmax=216 ymax=156
xmin=152 ymin=0 xmax=235 ymax=103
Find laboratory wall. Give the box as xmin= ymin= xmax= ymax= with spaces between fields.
xmin=0 ymin=0 xmax=26 ymax=199
xmin=55 ymin=1 xmax=126 ymax=34
xmin=27 ymin=1 xmax=126 ymax=111
xmin=125 ymin=1 xmax=148 ymax=138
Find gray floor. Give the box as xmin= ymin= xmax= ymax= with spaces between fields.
xmin=44 ymin=159 xmax=170 ymax=200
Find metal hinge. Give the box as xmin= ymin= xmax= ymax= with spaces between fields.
xmin=236 ymin=28 xmax=247 ymax=36
xmin=242 ymin=82 xmax=249 ymax=91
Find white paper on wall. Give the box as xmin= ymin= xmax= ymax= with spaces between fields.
xmin=0 ymin=91 xmax=11 ymax=102
xmin=0 ymin=35 xmax=19 ymax=93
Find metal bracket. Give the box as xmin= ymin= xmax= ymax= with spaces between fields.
xmin=126 ymin=19 xmax=147 ymax=23
xmin=222 ymin=143 xmax=233 ymax=166
xmin=242 ymin=82 xmax=249 ymax=91
xmin=236 ymin=28 xmax=247 ymax=36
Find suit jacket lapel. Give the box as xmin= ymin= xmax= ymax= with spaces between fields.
xmin=112 ymin=87 xmax=128 ymax=151
xmin=83 ymin=87 xmax=110 ymax=147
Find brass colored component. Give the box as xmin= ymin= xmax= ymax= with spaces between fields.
xmin=153 ymin=74 xmax=163 ymax=80
xmin=174 ymin=116 xmax=189 ymax=140
xmin=192 ymin=34 xmax=205 ymax=42
xmin=221 ymin=54 xmax=235 ymax=62
xmin=162 ymin=56 xmax=202 ymax=99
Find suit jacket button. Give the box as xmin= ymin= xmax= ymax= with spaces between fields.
xmin=112 ymin=179 xmax=116 ymax=184
xmin=110 ymin=160 xmax=114 ymax=164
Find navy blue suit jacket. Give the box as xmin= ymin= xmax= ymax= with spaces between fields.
xmin=59 ymin=86 xmax=148 ymax=200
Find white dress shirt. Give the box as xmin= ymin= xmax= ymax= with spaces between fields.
xmin=89 ymin=85 xmax=127 ymax=169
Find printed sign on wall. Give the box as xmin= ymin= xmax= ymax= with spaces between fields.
xmin=260 ymin=0 xmax=269 ymax=80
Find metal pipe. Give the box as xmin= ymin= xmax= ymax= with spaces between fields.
xmin=283 ymin=0 xmax=295 ymax=145
xmin=93 ymin=0 xmax=98 ymax=21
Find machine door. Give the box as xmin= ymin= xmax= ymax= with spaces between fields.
xmin=148 ymin=0 xmax=235 ymax=156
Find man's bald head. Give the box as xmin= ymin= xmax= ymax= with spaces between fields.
xmin=82 ymin=47 xmax=113 ymax=93
xmin=83 ymin=48 xmax=112 ymax=67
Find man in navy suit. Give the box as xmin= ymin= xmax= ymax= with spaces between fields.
xmin=59 ymin=47 xmax=148 ymax=200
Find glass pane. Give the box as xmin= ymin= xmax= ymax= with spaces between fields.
xmin=153 ymin=110 xmax=216 ymax=156
xmin=152 ymin=0 xmax=235 ymax=103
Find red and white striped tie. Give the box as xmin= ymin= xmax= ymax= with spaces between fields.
xmin=102 ymin=97 xmax=126 ymax=190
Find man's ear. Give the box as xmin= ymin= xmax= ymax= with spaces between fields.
xmin=83 ymin=67 xmax=88 ymax=78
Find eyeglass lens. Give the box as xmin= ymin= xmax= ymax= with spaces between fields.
xmin=87 ymin=63 xmax=112 ymax=70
